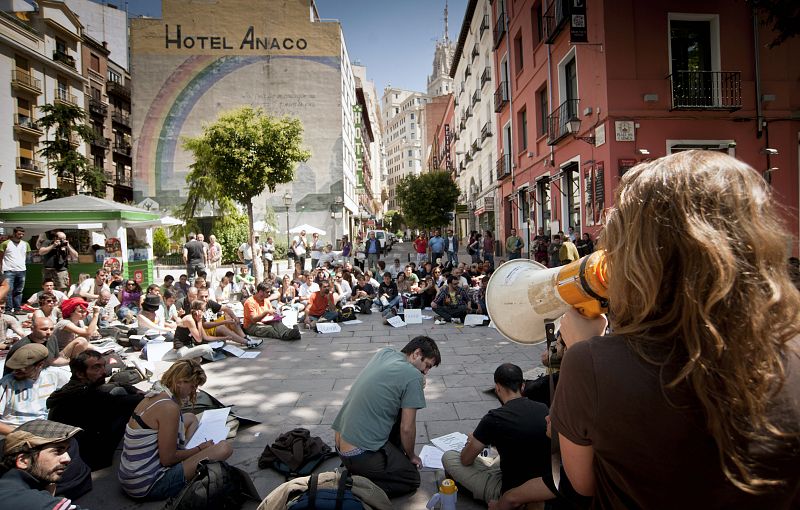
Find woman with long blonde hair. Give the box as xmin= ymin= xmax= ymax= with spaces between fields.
xmin=552 ymin=150 xmax=800 ymax=508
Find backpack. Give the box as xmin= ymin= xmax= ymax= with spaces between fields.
xmin=339 ymin=306 xmax=357 ymax=322
xmin=354 ymin=298 xmax=372 ymax=315
xmin=289 ymin=470 xmax=364 ymax=510
xmin=258 ymin=428 xmax=336 ymax=480
xmin=162 ymin=459 xmax=260 ymax=510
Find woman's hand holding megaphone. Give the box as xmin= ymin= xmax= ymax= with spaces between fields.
xmin=560 ymin=308 xmax=608 ymax=348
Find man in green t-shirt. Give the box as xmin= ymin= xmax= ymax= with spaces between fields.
xmin=506 ymin=228 xmax=524 ymax=260
xmin=332 ymin=336 xmax=442 ymax=497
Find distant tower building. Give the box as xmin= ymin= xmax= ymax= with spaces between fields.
xmin=427 ymin=0 xmax=455 ymax=97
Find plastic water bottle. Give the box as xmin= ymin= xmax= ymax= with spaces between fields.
xmin=426 ymin=479 xmax=457 ymax=510
xmin=398 ymin=301 xmax=404 ymax=315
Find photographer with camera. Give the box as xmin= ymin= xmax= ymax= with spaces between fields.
xmin=38 ymin=232 xmax=78 ymax=292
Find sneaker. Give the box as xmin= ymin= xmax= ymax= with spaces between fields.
xmin=435 ymin=319 xmax=446 ymax=325
xmin=246 ymin=338 xmax=263 ymax=348
xmin=452 ymin=318 xmax=461 ymax=324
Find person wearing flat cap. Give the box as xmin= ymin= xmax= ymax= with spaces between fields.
xmin=0 ymin=419 xmax=89 ymax=509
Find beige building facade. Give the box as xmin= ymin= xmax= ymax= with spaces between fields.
xmin=131 ymin=0 xmax=358 ymax=236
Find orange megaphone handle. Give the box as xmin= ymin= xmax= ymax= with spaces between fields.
xmin=555 ymin=251 xmax=608 ymax=318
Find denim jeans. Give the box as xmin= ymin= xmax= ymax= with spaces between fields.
xmin=4 ymin=270 xmax=25 ymax=311
xmin=447 ymin=251 xmax=459 ymax=265
xmin=374 ymin=295 xmax=400 ymax=312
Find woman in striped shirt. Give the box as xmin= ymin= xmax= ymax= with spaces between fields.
xmin=117 ymin=359 xmax=232 ymax=500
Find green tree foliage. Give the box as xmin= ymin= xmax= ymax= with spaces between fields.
xmin=36 ymin=102 xmax=106 ymax=199
xmin=213 ymin=210 xmax=249 ymax=263
xmin=383 ymin=210 xmax=404 ymax=232
xmin=395 ymin=171 xmax=459 ymax=229
xmin=182 ymin=107 xmax=310 ymax=277
xmin=153 ymin=228 xmax=170 ymax=258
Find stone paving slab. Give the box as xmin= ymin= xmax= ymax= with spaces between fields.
xmin=76 ymin=311 xmax=546 ymax=510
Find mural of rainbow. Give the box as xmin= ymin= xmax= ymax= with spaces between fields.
xmin=134 ymin=54 xmax=339 ymax=202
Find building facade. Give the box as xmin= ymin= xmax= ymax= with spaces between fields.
xmin=0 ymin=0 xmax=87 ymax=208
xmin=450 ymin=0 xmax=498 ymax=240
xmin=130 ymin=0 xmax=357 ymax=238
xmin=382 ymin=87 xmax=427 ymax=210
xmin=65 ymin=0 xmax=127 ymax=70
xmin=352 ymin=64 xmax=385 ymax=218
xmin=492 ymin=0 xmax=800 ymax=257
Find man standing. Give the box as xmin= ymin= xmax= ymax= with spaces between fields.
xmin=243 ymin=282 xmax=300 ymax=341
xmin=559 ymin=234 xmax=580 ymax=266
xmin=38 ymin=232 xmax=78 ymax=292
xmin=309 ymin=232 xmax=324 ymax=269
xmin=0 ymin=227 xmax=30 ymax=314
xmin=505 ymin=228 xmax=523 ymax=261
xmin=365 ymin=232 xmax=381 ymax=272
xmin=413 ymin=234 xmax=428 ymax=266
xmin=333 ymin=336 xmax=441 ymax=497
xmin=292 ymin=230 xmax=309 ymax=271
xmin=444 ymin=229 xmax=459 ymax=266
xmin=532 ymin=228 xmax=549 ymax=266
xmin=182 ymin=233 xmax=206 ymax=283
xmin=483 ymin=231 xmax=496 ymax=268
xmin=432 ymin=275 xmax=470 ymax=325
xmin=0 ymin=419 xmax=87 ymax=509
xmin=428 ymin=230 xmax=445 ymax=265
xmin=207 ymin=234 xmax=222 ymax=286
xmin=442 ymin=364 xmax=552 ymax=507
xmin=47 ymin=350 xmax=144 ymax=470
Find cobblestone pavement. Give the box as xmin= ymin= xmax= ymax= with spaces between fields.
xmin=76 ymin=308 xmax=546 ymax=509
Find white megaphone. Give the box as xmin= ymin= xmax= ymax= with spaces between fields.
xmin=486 ymin=251 xmax=609 ymax=344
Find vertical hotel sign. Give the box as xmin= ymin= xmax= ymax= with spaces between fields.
xmin=445 ymin=124 xmax=452 ymax=172
xmin=570 ymin=0 xmax=588 ymax=43
xmin=353 ymin=104 xmax=364 ymax=192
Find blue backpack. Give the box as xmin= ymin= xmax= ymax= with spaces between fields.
xmin=290 ymin=470 xmax=364 ymax=510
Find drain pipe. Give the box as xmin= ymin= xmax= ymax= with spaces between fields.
xmin=546 ymin=0 xmax=555 ymax=232
xmin=753 ymin=4 xmax=763 ymax=139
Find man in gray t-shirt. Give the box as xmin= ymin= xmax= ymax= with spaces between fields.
xmin=332 ymin=337 xmax=441 ymax=497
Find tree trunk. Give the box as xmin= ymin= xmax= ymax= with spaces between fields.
xmin=247 ymin=200 xmax=258 ymax=285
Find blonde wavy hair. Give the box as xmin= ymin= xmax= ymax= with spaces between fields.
xmin=601 ymin=150 xmax=800 ymax=493
xmin=160 ymin=359 xmax=207 ymax=405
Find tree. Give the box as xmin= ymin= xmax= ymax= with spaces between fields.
xmin=36 ymin=102 xmax=106 ymax=199
xmin=384 ymin=210 xmax=404 ymax=232
xmin=214 ymin=210 xmax=249 ymax=263
xmin=182 ymin=106 xmax=310 ymax=278
xmin=395 ymin=171 xmax=459 ymax=230
xmin=748 ymin=0 xmax=800 ymax=48
xmin=153 ymin=228 xmax=170 ymax=258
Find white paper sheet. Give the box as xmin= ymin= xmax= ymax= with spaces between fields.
xmin=342 ymin=320 xmax=363 ymax=325
xmin=386 ymin=315 xmax=406 ymax=328
xmin=281 ymin=309 xmax=298 ymax=328
xmin=144 ymin=342 xmax=174 ymax=362
xmin=430 ymin=432 xmax=469 ymax=452
xmin=420 ymin=444 xmax=445 ymax=470
xmin=186 ymin=407 xmax=231 ymax=448
xmin=222 ymin=344 xmax=246 ymax=357
xmin=316 ymin=322 xmax=342 ymax=334
xmin=403 ymin=308 xmax=422 ymax=324
xmin=239 ymin=351 xmax=260 ymax=359
xmin=464 ymin=314 xmax=489 ymax=327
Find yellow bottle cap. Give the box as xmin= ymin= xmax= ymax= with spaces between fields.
xmin=440 ymin=478 xmax=458 ymax=495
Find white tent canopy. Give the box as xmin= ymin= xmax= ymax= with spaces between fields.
xmin=288 ymin=224 xmax=326 ymax=235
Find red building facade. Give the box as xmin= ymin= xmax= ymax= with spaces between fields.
xmin=491 ymin=0 xmax=799 ymax=256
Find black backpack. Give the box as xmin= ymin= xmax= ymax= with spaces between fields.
xmin=162 ymin=459 xmax=260 ymax=510
xmin=259 ymin=428 xmax=336 ymax=480
xmin=289 ymin=470 xmax=364 ymax=510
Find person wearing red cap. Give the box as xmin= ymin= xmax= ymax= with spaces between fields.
xmin=51 ymin=298 xmax=93 ymax=355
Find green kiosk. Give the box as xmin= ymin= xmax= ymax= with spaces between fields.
xmin=0 ymin=195 xmax=175 ymax=299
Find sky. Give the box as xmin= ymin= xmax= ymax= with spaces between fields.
xmin=105 ymin=0 xmax=467 ymax=94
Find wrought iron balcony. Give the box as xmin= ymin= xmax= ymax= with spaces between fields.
xmin=481 ymin=122 xmax=492 ymax=140
xmin=494 ymin=11 xmax=506 ymax=48
xmin=54 ymin=88 xmax=78 ymax=105
xmin=465 ymin=105 xmax=473 ymax=118
xmin=13 ymin=114 xmax=42 ymax=136
xmin=11 ymin=70 xmax=41 ymax=95
xmin=471 ymin=139 xmax=480 ymax=155
xmin=668 ymin=71 xmax=742 ymax=111
xmin=496 ymin=154 xmax=511 ymax=180
xmin=113 ymin=143 xmax=132 ymax=157
xmin=53 ymin=50 xmax=75 ymax=68
xmin=481 ymin=67 xmax=491 ymax=86
xmin=543 ymin=0 xmax=569 ymax=44
xmin=16 ymin=157 xmax=44 ymax=177
xmin=471 ymin=90 xmax=480 ymax=106
xmin=494 ymin=81 xmax=509 ymax=112
xmin=88 ymin=97 xmax=108 ymax=116
xmin=114 ymin=169 xmax=133 ymax=187
xmin=471 ymin=44 xmax=479 ymax=60
xmin=464 ymin=65 xmax=472 ymax=80
xmin=112 ymin=110 xmax=131 ymax=127
xmin=547 ymin=98 xmax=579 ymax=145
xmin=106 ymin=80 xmax=131 ymax=99
xmin=480 ymin=14 xmax=490 ymax=37
xmin=91 ymin=132 xmax=109 ymax=148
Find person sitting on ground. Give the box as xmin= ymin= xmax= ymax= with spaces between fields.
xmin=442 ymin=363 xmax=553 ymax=507
xmin=0 ymin=345 xmax=92 ymax=499
xmin=333 ymin=270 xmax=352 ymax=305
xmin=26 ymin=279 xmax=67 ymax=309
xmin=403 ymin=265 xmax=420 ymax=287
xmin=0 ymin=302 xmax=26 ymax=343
xmin=67 ymin=273 xmax=90 ymax=299
xmin=298 ymin=271 xmax=320 ymax=305
xmin=192 ymin=275 xmax=208 ymax=290
xmin=118 ymin=359 xmax=233 ymax=501
xmin=387 ymin=258 xmax=404 ymax=280
xmin=0 ymin=419 xmax=87 ymax=510
xmin=3 ymin=316 xmax=71 ymax=376
xmin=318 ymin=244 xmax=336 ymax=268
xmin=175 ymin=287 xmax=198 ymax=317
xmin=32 ymin=291 xmax=62 ymax=324
xmin=352 ymin=273 xmax=375 ymax=302
xmin=117 ymin=279 xmax=142 ymax=323
xmin=47 ymin=350 xmax=144 ymax=470
xmin=77 ymin=269 xmax=109 ymax=304
xmin=242 ymin=282 xmax=298 ymax=342
xmin=364 ymin=269 xmax=380 ymax=290
xmin=396 ymin=273 xmax=412 ymax=301
xmin=175 ymin=274 xmax=190 ymax=298
xmin=159 ymin=274 xmax=176 ymax=299
xmin=278 ymin=274 xmax=305 ymax=317
xmin=375 ymin=272 xmax=400 ymax=316
xmin=432 ymin=275 xmax=470 ymax=324
xmin=234 ymin=265 xmax=255 ymax=298
xmin=197 ymin=287 xmax=248 ymax=340
xmin=163 ymin=289 xmax=180 ymax=324
xmin=93 ymin=289 xmax=117 ymax=327
xmin=52 ymin=298 xmax=94 ymax=354
xmin=304 ymin=279 xmax=339 ymax=329
xmin=137 ymin=295 xmax=176 ymax=340
xmin=108 ymin=269 xmax=124 ymax=295
xmin=414 ymin=276 xmax=438 ymax=308
xmin=166 ymin=301 xmax=218 ymax=361
xmin=333 ymin=336 xmax=441 ymax=497
xmin=214 ymin=275 xmax=233 ymax=303
xmin=417 ymin=261 xmax=433 ymax=280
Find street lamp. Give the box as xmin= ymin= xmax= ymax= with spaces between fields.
xmin=282 ymin=191 xmax=292 ymax=268
xmin=330 ymin=196 xmax=344 ymax=247
xmin=566 ymin=117 xmax=596 ymax=145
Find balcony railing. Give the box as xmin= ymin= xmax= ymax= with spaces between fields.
xmin=11 ymin=69 xmax=42 ymax=94
xmin=91 ymin=132 xmax=109 ymax=148
xmin=88 ymin=97 xmax=108 ymax=116
xmin=14 ymin=114 xmax=42 ymax=134
xmin=471 ymin=90 xmax=480 ymax=106
xmin=53 ymin=50 xmax=76 ymax=68
xmin=494 ymin=11 xmax=506 ymax=48
xmin=113 ymin=143 xmax=132 ymax=157
xmin=16 ymin=157 xmax=44 ymax=176
xmin=106 ymin=80 xmax=131 ymax=99
xmin=547 ymin=98 xmax=579 ymax=145
xmin=496 ymin=154 xmax=511 ymax=180
xmin=465 ymin=105 xmax=473 ymax=118
xmin=480 ymin=14 xmax=490 ymax=37
xmin=114 ymin=170 xmax=133 ymax=187
xmin=464 ymin=65 xmax=472 ymax=80
xmin=481 ymin=122 xmax=492 ymax=140
xmin=481 ymin=67 xmax=491 ymax=86
xmin=459 ymin=117 xmax=466 ymax=131
xmin=471 ymin=44 xmax=479 ymax=60
xmin=543 ymin=0 xmax=569 ymax=44
xmin=471 ymin=139 xmax=480 ymax=155
xmin=668 ymin=71 xmax=742 ymax=111
xmin=54 ymin=88 xmax=78 ymax=105
xmin=494 ymin=81 xmax=509 ymax=112
xmin=112 ymin=110 xmax=131 ymax=127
